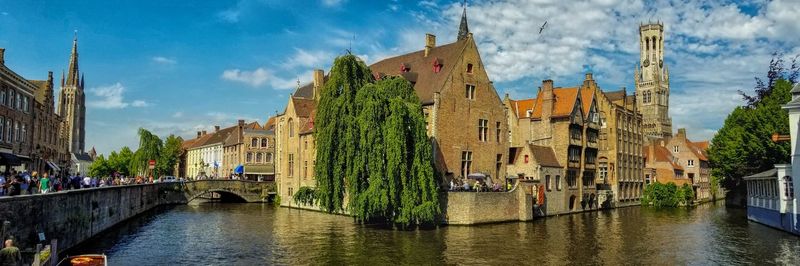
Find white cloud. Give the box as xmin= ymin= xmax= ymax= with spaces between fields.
xmin=87 ymin=83 xmax=149 ymax=109
xmin=282 ymin=49 xmax=333 ymax=70
xmin=221 ymin=67 xmax=307 ymax=90
xmin=322 ymin=0 xmax=346 ymax=7
xmin=217 ymin=9 xmax=240 ymax=23
xmin=1 ymin=12 xmax=8 ymax=16
xmin=151 ymin=56 xmax=177 ymax=65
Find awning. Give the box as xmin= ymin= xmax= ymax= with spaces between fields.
xmin=234 ymin=165 xmax=244 ymax=174
xmin=0 ymin=152 xmax=21 ymax=166
xmin=244 ymin=165 xmax=274 ymax=175
xmin=46 ymin=161 xmax=61 ymax=172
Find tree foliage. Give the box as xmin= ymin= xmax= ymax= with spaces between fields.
xmin=293 ymin=186 xmax=317 ymax=206
xmin=314 ymin=54 xmax=440 ymax=226
xmin=642 ymin=182 xmax=694 ymax=207
xmin=88 ymin=155 xmax=111 ymax=178
xmin=159 ymin=134 xmax=184 ymax=176
xmin=709 ymin=52 xmax=796 ymax=197
xmin=130 ymin=128 xmax=163 ymax=176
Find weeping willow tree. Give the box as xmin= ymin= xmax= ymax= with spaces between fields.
xmin=130 ymin=128 xmax=163 ymax=176
xmin=315 ymin=53 xmax=374 ymax=213
xmin=315 ymin=54 xmax=440 ymax=226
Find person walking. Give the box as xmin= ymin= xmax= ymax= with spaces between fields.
xmin=0 ymin=174 xmax=6 ymax=196
xmin=0 ymin=239 xmax=22 ymax=266
xmin=39 ymin=173 xmax=50 ymax=194
xmin=7 ymin=174 xmax=21 ymax=196
xmin=28 ymin=172 xmax=39 ymax=194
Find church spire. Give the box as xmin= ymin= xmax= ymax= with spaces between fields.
xmin=457 ymin=1 xmax=469 ymax=41
xmin=66 ymin=31 xmax=80 ymax=87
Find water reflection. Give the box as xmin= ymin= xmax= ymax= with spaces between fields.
xmin=71 ymin=201 xmax=800 ymax=265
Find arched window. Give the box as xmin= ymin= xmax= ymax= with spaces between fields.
xmin=266 ymin=153 xmax=273 ymax=163
xmin=256 ymin=152 xmax=263 ymax=163
xmin=246 ymin=152 xmax=253 ymax=163
xmin=645 ymin=38 xmax=650 ymax=51
xmin=261 ymin=138 xmax=268 ymax=148
xmin=251 ymin=138 xmax=258 ymax=147
xmin=652 ymin=37 xmax=656 ymax=50
xmin=288 ymin=118 xmax=294 ymax=137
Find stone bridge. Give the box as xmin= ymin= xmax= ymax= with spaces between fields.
xmin=183 ymin=180 xmax=276 ymax=202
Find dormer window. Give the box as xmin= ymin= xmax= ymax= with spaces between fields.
xmin=432 ymin=58 xmax=442 ymax=73
xmin=400 ymin=63 xmax=410 ymax=73
xmin=526 ymin=110 xmax=533 ymax=118
xmin=466 ymin=63 xmax=474 ymax=74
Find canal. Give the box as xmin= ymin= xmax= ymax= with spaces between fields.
xmin=71 ymin=201 xmax=800 ymax=265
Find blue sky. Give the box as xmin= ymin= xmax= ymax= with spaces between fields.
xmin=1 ymin=0 xmax=798 ymax=155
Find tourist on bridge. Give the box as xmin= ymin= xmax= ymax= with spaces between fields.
xmin=0 ymin=239 xmax=21 ymax=266
xmin=0 ymin=174 xmax=5 ymax=196
xmin=7 ymin=172 xmax=21 ymax=196
xmin=82 ymin=175 xmax=91 ymax=188
xmin=39 ymin=173 xmax=50 ymax=194
xmin=28 ymin=172 xmax=38 ymax=194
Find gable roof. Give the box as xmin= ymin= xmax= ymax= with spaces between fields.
xmin=369 ymin=39 xmax=470 ymax=104
xmin=509 ymin=98 xmax=536 ymax=118
xmin=529 ymin=145 xmax=562 ymax=168
xmin=644 ymin=144 xmax=684 ymax=170
xmin=292 ymin=98 xmax=317 ymax=118
xmin=686 ymin=140 xmax=709 ymax=161
xmin=580 ymin=87 xmax=594 ymax=118
xmin=264 ymin=116 xmax=277 ymax=131
xmin=603 ymin=89 xmax=626 ymax=102
xmin=530 ymin=87 xmax=580 ymax=119
xmin=293 ymin=75 xmax=329 ymax=99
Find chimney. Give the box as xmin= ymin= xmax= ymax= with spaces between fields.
xmin=215 ymin=125 xmax=220 ymax=132
xmin=202 ymin=130 xmax=207 ymax=136
xmin=313 ymin=69 xmax=324 ymax=100
xmin=424 ymin=33 xmax=436 ymax=57
xmin=541 ymin=80 xmax=554 ymax=120
xmin=0 ymin=48 xmax=4 ymax=65
xmin=197 ymin=131 xmax=201 ymax=138
xmin=677 ymin=128 xmax=687 ymax=139
xmin=647 ymin=144 xmax=655 ymax=163
xmin=238 ymin=119 xmax=245 ymax=127
xmin=585 ymin=72 xmax=593 ymax=81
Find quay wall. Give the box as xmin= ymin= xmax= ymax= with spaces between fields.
xmin=442 ymin=185 xmax=533 ymax=225
xmin=0 ymin=183 xmax=188 ymax=254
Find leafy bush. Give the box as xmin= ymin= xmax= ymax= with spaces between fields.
xmin=293 ymin=186 xmax=317 ymax=206
xmin=642 ymin=182 xmax=695 ymax=207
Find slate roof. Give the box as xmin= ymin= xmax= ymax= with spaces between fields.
xmin=530 ymin=145 xmax=562 ymax=168
xmin=72 ymin=152 xmax=94 ymax=162
xmin=744 ymin=168 xmax=777 ymax=179
xmin=293 ymin=76 xmax=329 ymax=99
xmin=369 ymin=39 xmax=470 ymax=105
xmin=603 ymin=90 xmax=626 ymax=102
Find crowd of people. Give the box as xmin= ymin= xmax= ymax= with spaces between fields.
xmin=0 ymin=169 xmax=177 ymax=197
xmin=449 ymin=178 xmax=511 ymax=192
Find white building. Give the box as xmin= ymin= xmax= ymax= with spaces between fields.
xmin=70 ymin=152 xmax=93 ymax=177
xmin=745 ymin=83 xmax=800 ymax=235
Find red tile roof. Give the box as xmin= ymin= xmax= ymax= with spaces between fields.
xmin=645 ymin=144 xmax=684 ymax=170
xmin=530 ymin=87 xmax=580 ymax=119
xmin=510 ymin=98 xmax=536 ymax=118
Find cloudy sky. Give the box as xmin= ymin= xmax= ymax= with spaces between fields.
xmin=0 ymin=0 xmax=798 ymax=155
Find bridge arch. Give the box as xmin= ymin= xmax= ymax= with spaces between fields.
xmin=186 ymin=189 xmax=250 ymax=203
xmin=182 ymin=180 xmax=276 ymax=203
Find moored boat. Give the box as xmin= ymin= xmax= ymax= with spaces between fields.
xmin=57 ymin=254 xmax=107 ymax=266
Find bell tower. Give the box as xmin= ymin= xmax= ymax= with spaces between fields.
xmin=635 ymin=22 xmax=672 ymax=139
xmin=58 ymin=33 xmax=87 ymax=154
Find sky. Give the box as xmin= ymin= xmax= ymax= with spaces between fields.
xmin=0 ymin=0 xmax=798 ymax=156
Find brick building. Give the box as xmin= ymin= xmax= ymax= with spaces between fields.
xmin=0 ymin=48 xmax=39 ymax=172
xmin=635 ymin=22 xmax=672 ymax=139
xmin=505 ymin=77 xmax=600 ymax=212
xmin=370 ymin=9 xmax=508 ymax=187
xmin=643 ymin=129 xmax=712 ymax=201
xmin=595 ymin=85 xmax=645 ymax=205
xmin=507 ymin=144 xmax=565 ymax=216
xmin=30 ymin=72 xmax=69 ymax=175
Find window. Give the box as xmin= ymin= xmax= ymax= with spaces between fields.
xmin=288 ymin=118 xmax=294 ymax=137
xmin=0 ymin=89 xmax=5 ymax=106
xmin=22 ymin=97 xmax=28 ymax=113
xmin=524 ymin=154 xmax=529 ymax=164
xmin=478 ymin=119 xmax=488 ymax=141
xmin=599 ymin=163 xmax=608 ymax=182
xmin=20 ymin=124 xmax=25 ymax=143
xmin=570 ymin=126 xmax=581 ymax=140
xmin=288 ymin=154 xmax=294 ymax=177
xmin=288 ymin=187 xmax=294 ymax=197
xmin=673 ymin=145 xmax=679 ymax=153
xmin=0 ymin=117 xmax=3 ymax=142
xmin=460 ymin=151 xmax=472 ymax=178
xmin=466 ymin=84 xmax=476 ymax=100
xmin=5 ymin=119 xmax=10 ymax=143
xmin=251 ymin=138 xmax=258 ymax=147
xmin=8 ymin=91 xmax=13 ymax=108
xmin=15 ymin=93 xmax=20 ymax=110
xmin=256 ymin=152 xmax=262 ymax=163
xmin=466 ymin=63 xmax=474 ymax=73
xmin=784 ymin=176 xmax=794 ymax=199
xmin=433 ymin=62 xmax=442 ymax=73
xmin=645 ymin=174 xmax=651 ymax=185
xmin=304 ymin=139 xmax=308 ymax=150
xmin=588 ymin=130 xmax=598 ymax=143
xmin=567 ymin=170 xmax=578 ymax=188
xmin=585 ymin=149 xmax=596 ymax=164
xmin=545 ymin=175 xmax=551 ymax=191
xmin=583 ymin=171 xmax=595 ymax=188
xmin=556 ymin=175 xmax=562 ymax=190
xmin=246 ymin=152 xmax=253 ymax=163
xmin=495 ymin=122 xmax=501 ymax=143
xmin=568 ymin=147 xmax=581 ymax=163
xmin=688 ymin=160 xmax=695 ymax=167
xmin=13 ymin=121 xmax=18 ymax=142
xmin=266 ymin=153 xmax=273 ymax=163
xmin=303 ymin=161 xmax=308 ymax=179
xmin=261 ymin=138 xmax=268 ymax=148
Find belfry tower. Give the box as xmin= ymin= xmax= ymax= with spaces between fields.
xmin=634 ymin=22 xmax=672 ymax=139
xmin=58 ymin=34 xmax=86 ymax=154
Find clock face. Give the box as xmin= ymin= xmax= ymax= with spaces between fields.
xmin=643 ymin=59 xmax=650 ymax=67
xmin=659 ymin=59 xmax=663 ymax=68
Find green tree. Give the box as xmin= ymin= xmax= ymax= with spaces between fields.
xmin=131 ymin=128 xmax=163 ymax=177
xmin=709 ymin=53 xmax=797 ymax=205
xmin=315 ymin=53 xmax=374 ymax=213
xmin=115 ymin=146 xmax=134 ymax=176
xmin=158 ymin=134 xmax=183 ymax=177
xmin=88 ymin=154 xmax=111 ymax=177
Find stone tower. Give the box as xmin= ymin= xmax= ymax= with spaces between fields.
xmin=634 ymin=22 xmax=672 ymax=139
xmin=58 ymin=34 xmax=86 ymax=154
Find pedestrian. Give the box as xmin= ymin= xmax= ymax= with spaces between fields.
xmin=53 ymin=175 xmax=61 ymax=192
xmin=39 ymin=173 xmax=50 ymax=194
xmin=18 ymin=172 xmax=28 ymax=195
xmin=0 ymin=173 xmax=5 ymax=196
xmin=8 ymin=173 xmax=21 ymax=196
xmin=29 ymin=172 xmax=39 ymax=194
xmin=0 ymin=239 xmax=21 ymax=266
xmin=82 ymin=175 xmax=91 ymax=188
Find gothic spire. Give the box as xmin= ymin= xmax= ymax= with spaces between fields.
xmin=457 ymin=1 xmax=469 ymax=41
xmin=66 ymin=32 xmax=80 ymax=87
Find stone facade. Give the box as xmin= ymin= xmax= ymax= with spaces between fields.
xmin=241 ymin=125 xmax=275 ymax=180
xmin=0 ymin=48 xmax=39 ymax=172
xmin=507 ymin=144 xmax=566 ymax=216
xmin=30 ymin=72 xmax=69 ymax=176
xmin=635 ymin=22 xmax=672 ymax=139
xmin=505 ymin=77 xmax=600 ymax=212
xmin=57 ymin=36 xmax=86 ymax=155
xmin=595 ymin=85 xmax=645 ymax=205
xmin=643 ymin=128 xmax=712 ymax=201
xmin=275 ymin=70 xmax=322 ymax=207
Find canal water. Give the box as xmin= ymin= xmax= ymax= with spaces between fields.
xmin=71 ymin=201 xmax=800 ymax=265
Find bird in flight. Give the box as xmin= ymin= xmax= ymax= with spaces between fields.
xmin=539 ymin=21 xmax=548 ymax=34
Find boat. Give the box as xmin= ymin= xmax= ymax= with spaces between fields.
xmin=57 ymin=254 xmax=107 ymax=266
